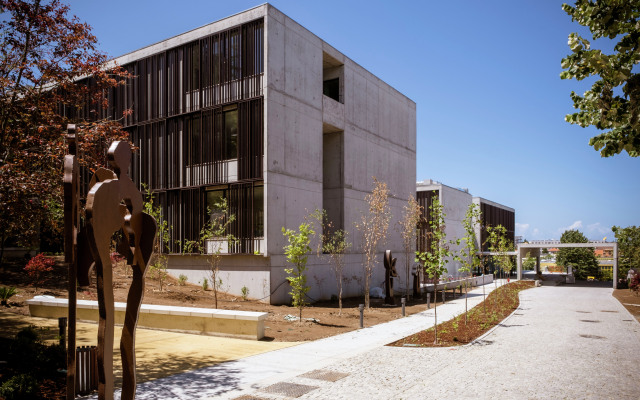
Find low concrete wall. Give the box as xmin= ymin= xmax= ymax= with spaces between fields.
xmin=421 ymin=274 xmax=494 ymax=293
xmin=26 ymin=296 xmax=267 ymax=340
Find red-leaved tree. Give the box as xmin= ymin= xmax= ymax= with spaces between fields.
xmin=24 ymin=252 xmax=55 ymax=292
xmin=0 ymin=0 xmax=131 ymax=265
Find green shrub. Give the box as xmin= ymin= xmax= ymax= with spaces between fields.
xmin=178 ymin=274 xmax=188 ymax=286
xmin=0 ymin=373 xmax=39 ymax=400
xmin=202 ymin=278 xmax=209 ymax=291
xmin=241 ymin=286 xmax=249 ymax=301
xmin=0 ymin=286 xmax=17 ymax=305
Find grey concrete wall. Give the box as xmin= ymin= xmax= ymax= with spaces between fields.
xmin=166 ymin=254 xmax=271 ymax=302
xmin=134 ymin=4 xmax=416 ymax=304
xmin=440 ymin=185 xmax=473 ymax=276
xmin=417 ymin=183 xmax=473 ymax=277
xmin=264 ymin=5 xmax=416 ymax=304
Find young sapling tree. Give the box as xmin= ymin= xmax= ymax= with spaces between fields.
xmin=143 ymin=185 xmax=171 ymax=291
xmin=453 ymin=202 xmax=481 ymax=324
xmin=198 ymin=198 xmax=236 ymax=309
xmin=396 ymin=195 xmax=422 ymax=298
xmin=356 ymin=177 xmax=391 ymax=309
xmin=282 ymin=222 xmax=314 ymax=322
xmin=310 ymin=209 xmax=351 ymax=315
xmin=415 ymin=195 xmax=450 ymax=344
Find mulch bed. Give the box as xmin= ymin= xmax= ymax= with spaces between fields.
xmin=388 ymin=280 xmax=535 ymax=347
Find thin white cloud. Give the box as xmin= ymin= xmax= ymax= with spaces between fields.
xmin=558 ymin=220 xmax=583 ymax=234
xmin=515 ymin=223 xmax=530 ymax=235
xmin=586 ymin=222 xmax=611 ymax=239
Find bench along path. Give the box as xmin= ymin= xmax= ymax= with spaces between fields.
xmin=27 ymin=297 xmax=268 ymax=340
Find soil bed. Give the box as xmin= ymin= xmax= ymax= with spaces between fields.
xmin=388 ymin=280 xmax=535 ymax=347
xmin=612 ymin=287 xmax=640 ymax=322
xmin=2 ymin=257 xmax=464 ymax=342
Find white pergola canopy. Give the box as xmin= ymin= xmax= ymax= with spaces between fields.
xmin=515 ymin=242 xmax=618 ymax=288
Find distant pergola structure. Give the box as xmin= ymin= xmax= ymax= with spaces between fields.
xmin=515 ymin=242 xmax=619 ymax=288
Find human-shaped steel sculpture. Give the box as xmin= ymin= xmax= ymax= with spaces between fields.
xmin=64 ymin=127 xmax=156 ymax=400
xmin=411 ymin=264 xmax=421 ymax=298
xmin=384 ymin=250 xmax=398 ymax=305
xmin=63 ymin=126 xmax=79 ymax=400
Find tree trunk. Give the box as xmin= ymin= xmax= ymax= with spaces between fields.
xmin=338 ymin=283 xmax=343 ymax=315
xmin=364 ymin=267 xmax=370 ymax=309
xmin=433 ymin=289 xmax=438 ymax=344
xmin=464 ymin=280 xmax=469 ymax=325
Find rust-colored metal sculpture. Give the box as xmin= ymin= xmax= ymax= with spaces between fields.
xmin=384 ymin=250 xmax=398 ymax=305
xmin=411 ymin=264 xmax=421 ymax=298
xmin=63 ymin=126 xmax=79 ymax=400
xmin=65 ymin=127 xmax=156 ymax=400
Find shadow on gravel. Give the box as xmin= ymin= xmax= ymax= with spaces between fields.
xmin=471 ymin=340 xmax=494 ymax=346
xmin=579 ymin=334 xmax=606 ymax=340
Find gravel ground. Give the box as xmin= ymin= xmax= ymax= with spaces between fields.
xmin=276 ymin=285 xmax=640 ymax=400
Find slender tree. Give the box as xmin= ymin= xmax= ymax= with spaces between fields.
xmin=396 ymin=194 xmax=422 ymax=298
xmin=453 ymin=202 xmax=481 ymax=324
xmin=415 ymin=195 xmax=449 ymax=344
xmin=199 ymin=198 xmax=236 ymax=309
xmin=142 ymin=185 xmax=171 ymax=291
xmin=311 ymin=209 xmax=351 ymax=315
xmin=356 ymin=177 xmax=391 ymax=309
xmin=282 ymin=222 xmax=314 ymax=322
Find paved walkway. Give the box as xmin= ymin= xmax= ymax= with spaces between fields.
xmin=118 ymin=282 xmax=500 ymax=399
xmin=122 ymin=282 xmax=640 ymax=400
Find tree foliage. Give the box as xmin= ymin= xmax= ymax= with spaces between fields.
xmin=454 ymin=202 xmax=481 ymax=324
xmin=200 ymin=198 xmax=236 ymax=309
xmin=415 ymin=195 xmax=449 ymax=344
xmin=356 ymin=177 xmax=391 ymax=309
xmin=560 ymin=0 xmax=640 ymax=157
xmin=310 ymin=209 xmax=350 ymax=315
xmin=557 ymin=229 xmax=599 ymax=279
xmin=282 ymin=222 xmax=314 ymax=321
xmin=0 ymin=0 xmax=130 ymax=265
xmin=142 ymin=185 xmax=171 ymax=291
xmin=486 ymin=225 xmax=514 ymax=280
xmin=523 ymin=251 xmax=537 ymax=271
xmin=612 ymin=225 xmax=640 ymax=278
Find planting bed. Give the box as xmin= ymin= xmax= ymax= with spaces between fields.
xmin=388 ymin=280 xmax=535 ymax=347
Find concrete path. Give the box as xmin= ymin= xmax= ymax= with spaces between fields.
xmin=125 ymin=283 xmax=640 ymax=400
xmin=119 ymin=282 xmax=500 ymax=399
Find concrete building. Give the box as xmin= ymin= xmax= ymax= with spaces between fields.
xmin=416 ymin=180 xmax=515 ymax=277
xmin=90 ymin=4 xmax=416 ymax=304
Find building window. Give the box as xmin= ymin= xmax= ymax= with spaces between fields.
xmin=322 ymin=51 xmax=344 ymax=104
xmin=323 ymin=78 xmax=340 ymax=102
xmin=224 ymin=108 xmax=238 ymax=160
xmin=253 ymin=184 xmax=263 ymax=238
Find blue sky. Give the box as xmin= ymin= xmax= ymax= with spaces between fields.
xmin=66 ymin=0 xmax=639 ymax=241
